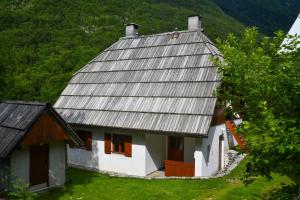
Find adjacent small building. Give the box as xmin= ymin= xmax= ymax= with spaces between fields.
xmin=281 ymin=13 xmax=300 ymax=50
xmin=55 ymin=15 xmax=234 ymax=177
xmin=0 ymin=101 xmax=82 ymax=191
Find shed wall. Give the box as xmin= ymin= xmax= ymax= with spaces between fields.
xmin=0 ymin=158 xmax=9 ymax=188
xmin=49 ymin=142 xmax=66 ymax=187
xmin=9 ymin=142 xmax=66 ymax=188
xmin=10 ymin=147 xmax=29 ymax=183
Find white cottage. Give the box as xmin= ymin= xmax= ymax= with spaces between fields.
xmin=54 ymin=16 xmax=238 ymax=177
xmin=0 ymin=101 xmax=82 ymax=191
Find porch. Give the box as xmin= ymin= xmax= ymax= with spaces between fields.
xmin=145 ymin=128 xmax=225 ymax=177
xmin=147 ymin=160 xmax=195 ymax=178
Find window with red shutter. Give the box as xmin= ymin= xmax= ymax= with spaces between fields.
xmin=124 ymin=136 xmax=132 ymax=157
xmin=107 ymin=134 xmax=132 ymax=157
xmin=85 ymin=132 xmax=92 ymax=151
xmin=104 ymin=134 xmax=111 ymax=154
xmin=73 ymin=130 xmax=92 ymax=151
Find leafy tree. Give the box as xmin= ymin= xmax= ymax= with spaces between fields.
xmin=214 ymin=28 xmax=300 ymax=185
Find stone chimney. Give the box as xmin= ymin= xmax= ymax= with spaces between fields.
xmin=125 ymin=23 xmax=139 ymax=37
xmin=188 ymin=15 xmax=202 ymax=31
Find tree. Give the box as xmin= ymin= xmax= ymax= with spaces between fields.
xmin=213 ymin=28 xmax=300 ymax=184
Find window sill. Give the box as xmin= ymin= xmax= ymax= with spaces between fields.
xmin=111 ymin=152 xmax=125 ymax=155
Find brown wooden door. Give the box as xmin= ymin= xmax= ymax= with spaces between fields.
xmin=30 ymin=144 xmax=49 ymax=186
xmin=168 ymin=136 xmax=184 ymax=162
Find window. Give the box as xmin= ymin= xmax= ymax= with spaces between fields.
xmin=104 ymin=133 xmax=132 ymax=157
xmin=112 ymin=134 xmax=126 ymax=154
xmin=70 ymin=130 xmax=92 ymax=151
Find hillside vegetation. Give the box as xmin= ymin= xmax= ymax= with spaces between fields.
xmin=214 ymin=0 xmax=300 ymax=35
xmin=0 ymin=0 xmax=244 ymax=103
xmin=1 ymin=0 xmax=299 ymax=103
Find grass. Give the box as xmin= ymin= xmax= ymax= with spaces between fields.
xmin=38 ymin=158 xmax=294 ymax=200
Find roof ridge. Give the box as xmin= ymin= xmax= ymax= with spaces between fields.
xmin=119 ymin=30 xmax=201 ymax=40
xmin=3 ymin=100 xmax=49 ymax=106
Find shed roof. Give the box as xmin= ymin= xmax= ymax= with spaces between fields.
xmin=0 ymin=101 xmax=82 ymax=158
xmin=54 ymin=29 xmax=221 ymax=136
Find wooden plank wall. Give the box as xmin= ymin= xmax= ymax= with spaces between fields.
xmin=164 ymin=160 xmax=195 ymax=177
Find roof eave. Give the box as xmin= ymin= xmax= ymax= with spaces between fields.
xmin=68 ymin=123 xmax=209 ymax=138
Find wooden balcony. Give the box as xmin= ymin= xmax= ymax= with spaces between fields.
xmin=164 ymin=160 xmax=195 ymax=177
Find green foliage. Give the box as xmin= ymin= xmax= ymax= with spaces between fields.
xmin=213 ymin=0 xmax=300 ymax=35
xmin=264 ymin=183 xmax=300 ymax=200
xmin=213 ymin=28 xmax=300 ymax=184
xmin=8 ymin=179 xmax=37 ymax=200
xmin=0 ymin=168 xmax=37 ymax=200
xmin=0 ymin=0 xmax=245 ymax=103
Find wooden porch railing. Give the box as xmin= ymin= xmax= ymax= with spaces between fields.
xmin=164 ymin=160 xmax=195 ymax=177
xmin=225 ymin=120 xmax=247 ymax=151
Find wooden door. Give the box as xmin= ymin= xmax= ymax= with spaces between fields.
xmin=30 ymin=144 xmax=49 ymax=186
xmin=168 ymin=136 xmax=184 ymax=162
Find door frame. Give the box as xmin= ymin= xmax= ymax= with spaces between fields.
xmin=219 ymin=135 xmax=224 ymax=170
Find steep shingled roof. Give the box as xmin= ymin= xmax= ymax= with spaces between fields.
xmin=54 ymin=29 xmax=221 ymax=136
xmin=0 ymin=101 xmax=82 ymax=158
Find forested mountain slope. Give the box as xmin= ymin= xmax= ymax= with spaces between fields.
xmin=214 ymin=0 xmax=300 ymax=35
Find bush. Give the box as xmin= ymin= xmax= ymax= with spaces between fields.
xmin=0 ymin=168 xmax=36 ymax=200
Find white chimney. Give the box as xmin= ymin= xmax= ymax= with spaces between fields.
xmin=125 ymin=23 xmax=139 ymax=37
xmin=188 ymin=15 xmax=202 ymax=31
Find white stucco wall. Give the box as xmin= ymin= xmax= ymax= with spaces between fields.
xmin=10 ymin=147 xmax=29 ymax=183
xmin=68 ymin=126 xmax=229 ymax=177
xmin=99 ymin=132 xmax=146 ymax=176
xmin=195 ymin=124 xmax=225 ymax=177
xmin=49 ymin=142 xmax=66 ymax=187
xmin=68 ymin=128 xmax=147 ymax=177
xmin=145 ymin=134 xmax=166 ymax=175
xmin=67 ymin=128 xmax=100 ymax=170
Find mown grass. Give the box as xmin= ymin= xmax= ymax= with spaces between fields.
xmin=38 ymin=158 xmax=295 ymax=200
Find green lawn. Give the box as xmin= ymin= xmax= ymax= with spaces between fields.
xmin=38 ymin=159 xmax=294 ymax=200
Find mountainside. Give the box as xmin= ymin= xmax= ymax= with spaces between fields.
xmin=0 ymin=0 xmax=244 ymax=103
xmin=0 ymin=0 xmax=298 ymax=103
xmin=214 ymin=0 xmax=300 ymax=35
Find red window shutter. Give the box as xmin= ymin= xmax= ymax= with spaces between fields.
xmin=104 ymin=134 xmax=111 ymax=154
xmin=86 ymin=132 xmax=92 ymax=151
xmin=125 ymin=136 xmax=132 ymax=157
